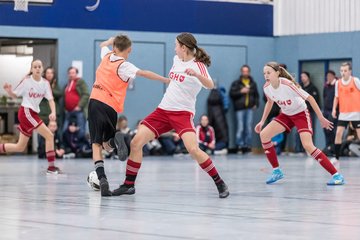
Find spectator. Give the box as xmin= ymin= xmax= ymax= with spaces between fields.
xmin=207 ymin=86 xmax=229 ymax=153
xmin=196 ymin=115 xmax=215 ymax=155
xmin=322 ymin=70 xmax=338 ymax=155
xmin=62 ymin=119 xmax=92 ymax=158
xmin=38 ymin=67 xmax=63 ymax=157
xmin=63 ymin=66 xmax=89 ymax=139
xmin=38 ymin=120 xmax=65 ymax=159
xmin=158 ymin=130 xmax=187 ymax=155
xmin=230 ymin=64 xmax=259 ymax=153
xmin=294 ymin=71 xmax=320 ymax=154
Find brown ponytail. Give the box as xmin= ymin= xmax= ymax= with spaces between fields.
xmin=266 ymin=61 xmax=300 ymax=87
xmin=176 ymin=32 xmax=211 ymax=67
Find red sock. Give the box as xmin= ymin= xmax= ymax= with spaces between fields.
xmin=46 ymin=150 xmax=55 ymax=167
xmin=262 ymin=141 xmax=279 ymax=168
xmin=200 ymin=158 xmax=223 ymax=184
xmin=311 ymin=148 xmax=337 ymax=175
xmin=0 ymin=144 xmax=6 ymax=154
xmin=124 ymin=159 xmax=141 ymax=186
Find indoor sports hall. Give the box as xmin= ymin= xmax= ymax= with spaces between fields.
xmin=0 ymin=1 xmax=360 ymax=239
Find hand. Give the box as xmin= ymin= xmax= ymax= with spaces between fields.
xmin=240 ymin=87 xmax=250 ymax=94
xmin=254 ymin=121 xmax=264 ymax=134
xmin=163 ymin=77 xmax=171 ymax=84
xmin=74 ymin=106 xmax=81 ymax=111
xmin=56 ymin=149 xmax=65 ymax=157
xmin=331 ymin=109 xmax=337 ymax=119
xmin=49 ymin=113 xmax=56 ymax=121
xmin=320 ymin=116 xmax=334 ymax=131
xmin=185 ymin=68 xmax=197 ymax=77
xmin=173 ymin=133 xmax=180 ymax=141
xmin=208 ymin=142 xmax=215 ymax=149
xmin=3 ymin=83 xmax=12 ymax=92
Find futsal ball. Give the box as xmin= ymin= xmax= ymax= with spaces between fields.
xmin=87 ymin=171 xmax=100 ymax=191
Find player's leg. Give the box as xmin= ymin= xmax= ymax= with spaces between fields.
xmin=0 ymin=132 xmax=29 ymax=153
xmin=334 ymin=124 xmax=346 ymax=161
xmin=37 ymin=123 xmax=61 ymax=174
xmin=300 ymin=131 xmax=344 ymax=185
xmin=259 ymin=120 xmax=286 ymax=184
xmin=181 ymin=131 xmax=229 ymax=198
xmin=112 ymin=124 xmax=156 ymax=196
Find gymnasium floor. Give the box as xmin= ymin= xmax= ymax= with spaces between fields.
xmin=1 ymin=154 xmax=359 ymax=240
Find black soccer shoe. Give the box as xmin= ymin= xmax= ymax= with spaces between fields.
xmin=99 ymin=177 xmax=112 ymax=197
xmin=112 ymin=184 xmax=135 ymax=196
xmin=114 ymin=132 xmax=129 ymax=161
xmin=216 ymin=181 xmax=230 ymax=198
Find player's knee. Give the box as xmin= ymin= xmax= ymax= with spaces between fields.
xmin=187 ymin=145 xmax=200 ymax=156
xmin=17 ymin=143 xmax=27 ymax=152
xmin=130 ymin=138 xmax=143 ymax=151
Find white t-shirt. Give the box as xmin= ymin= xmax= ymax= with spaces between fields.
xmin=335 ymin=76 xmax=360 ymax=121
xmin=101 ymin=47 xmax=139 ymax=82
xmin=263 ymin=78 xmax=310 ymax=116
xmin=13 ymin=76 xmax=53 ymax=113
xmin=158 ymin=55 xmax=212 ymax=114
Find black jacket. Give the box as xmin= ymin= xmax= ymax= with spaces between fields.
xmin=207 ymin=88 xmax=229 ymax=145
xmin=301 ymin=82 xmax=320 ymax=112
xmin=230 ymin=76 xmax=259 ymax=110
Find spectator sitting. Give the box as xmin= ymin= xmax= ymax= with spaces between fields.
xmin=62 ymin=66 xmax=89 ymax=139
xmin=63 ymin=119 xmax=92 ymax=158
xmin=158 ymin=130 xmax=187 ymax=155
xmin=340 ymin=124 xmax=359 ymax=157
xmin=196 ymin=115 xmax=215 ymax=155
xmin=38 ymin=120 xmax=65 ymax=159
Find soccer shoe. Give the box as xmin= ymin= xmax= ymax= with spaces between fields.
xmin=266 ymin=168 xmax=284 ymax=184
xmin=112 ymin=184 xmax=135 ymax=196
xmin=99 ymin=177 xmax=112 ymax=196
xmin=327 ymin=173 xmax=345 ymax=186
xmin=216 ymin=181 xmax=230 ymax=198
xmin=114 ymin=132 xmax=128 ymax=161
xmin=46 ymin=166 xmax=62 ymax=174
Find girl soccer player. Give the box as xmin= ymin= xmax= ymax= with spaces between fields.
xmin=255 ymin=62 xmax=344 ymax=185
xmin=2 ymin=59 xmax=61 ymax=174
xmin=112 ymin=32 xmax=229 ymax=198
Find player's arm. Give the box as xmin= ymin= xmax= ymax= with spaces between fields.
xmin=254 ymin=98 xmax=273 ymax=133
xmin=99 ymin=37 xmax=114 ymax=48
xmin=307 ymin=95 xmax=333 ymax=130
xmin=136 ymin=70 xmax=170 ymax=84
xmin=332 ymin=96 xmax=339 ymax=118
xmin=48 ymin=99 xmax=56 ymax=121
xmin=3 ymin=83 xmax=17 ymax=99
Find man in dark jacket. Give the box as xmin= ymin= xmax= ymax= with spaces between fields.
xmin=230 ymin=65 xmax=259 ymax=153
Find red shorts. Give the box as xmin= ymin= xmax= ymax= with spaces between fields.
xmin=275 ymin=109 xmax=313 ymax=135
xmin=142 ymin=108 xmax=195 ymax=138
xmin=18 ymin=106 xmax=43 ymax=137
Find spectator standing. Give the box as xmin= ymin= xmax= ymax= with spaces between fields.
xmin=230 ymin=64 xmax=259 ymax=153
xmin=63 ymin=67 xmax=89 ymax=139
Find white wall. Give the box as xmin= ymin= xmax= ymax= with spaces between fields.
xmin=0 ymin=55 xmax=33 ymax=95
xmin=274 ymin=0 xmax=360 ymax=36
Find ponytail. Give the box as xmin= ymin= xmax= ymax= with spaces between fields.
xmin=195 ymin=47 xmax=211 ymax=67
xmin=279 ymin=66 xmax=300 ymax=87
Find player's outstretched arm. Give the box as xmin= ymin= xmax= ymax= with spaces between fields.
xmin=136 ymin=70 xmax=170 ymax=84
xmin=307 ymin=95 xmax=333 ymax=130
xmin=255 ymin=99 xmax=273 ymax=134
xmin=3 ymin=83 xmax=17 ymax=99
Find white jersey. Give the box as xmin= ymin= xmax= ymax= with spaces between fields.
xmin=13 ymin=76 xmax=53 ymax=113
xmin=263 ymin=78 xmax=310 ymax=116
xmin=158 ymin=55 xmax=212 ymax=114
